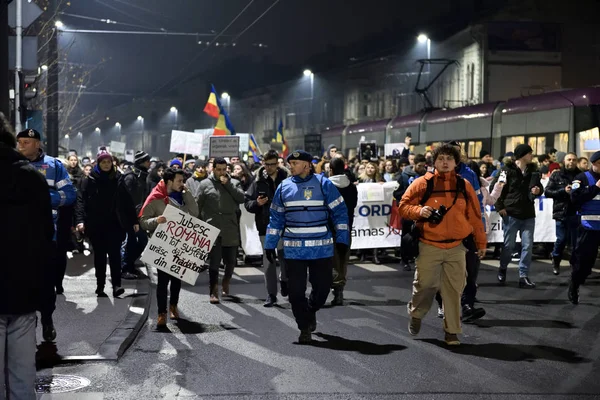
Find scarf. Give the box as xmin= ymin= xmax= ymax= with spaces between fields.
xmin=169 ymin=190 xmax=184 ymax=205
xmin=139 ymin=180 xmax=169 ymax=217
xmin=93 ymin=164 xmax=115 ymax=180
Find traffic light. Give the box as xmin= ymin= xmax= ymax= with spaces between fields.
xmin=18 ymin=71 xmax=38 ymax=124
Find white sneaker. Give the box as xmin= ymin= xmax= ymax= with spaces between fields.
xmin=437 ymin=307 xmax=444 ymax=318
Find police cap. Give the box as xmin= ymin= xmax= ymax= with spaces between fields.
xmin=590 ymin=150 xmax=600 ymax=164
xmin=16 ymin=129 xmax=41 ymax=140
xmin=286 ymin=150 xmax=312 ymax=163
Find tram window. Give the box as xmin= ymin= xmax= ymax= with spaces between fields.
xmin=554 ymin=133 xmax=568 ymax=153
xmin=577 ymin=127 xmax=600 ymax=159
xmin=527 ymin=136 xmax=546 ymax=156
xmin=467 ymin=141 xmax=482 ymax=159
xmin=505 ymin=136 xmax=525 ymax=152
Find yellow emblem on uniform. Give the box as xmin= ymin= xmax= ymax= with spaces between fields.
xmin=293 ymin=152 xmax=300 ymax=157
xmin=304 ymin=189 xmax=312 ymax=200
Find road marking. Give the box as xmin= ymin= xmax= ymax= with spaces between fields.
xmin=353 ymin=263 xmax=397 ymax=272
xmin=234 ymin=267 xmax=264 ymax=276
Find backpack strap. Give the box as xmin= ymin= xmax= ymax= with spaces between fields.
xmin=419 ymin=172 xmax=468 ymax=207
xmin=419 ymin=172 xmax=435 ymax=205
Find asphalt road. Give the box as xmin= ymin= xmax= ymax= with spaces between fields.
xmin=37 ymin=257 xmax=600 ymax=400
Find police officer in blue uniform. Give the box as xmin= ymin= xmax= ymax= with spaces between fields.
xmin=17 ymin=129 xmax=76 ymax=341
xmin=265 ymin=150 xmax=349 ymax=343
xmin=568 ymin=150 xmax=600 ymax=304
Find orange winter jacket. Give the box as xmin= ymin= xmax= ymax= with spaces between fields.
xmin=398 ymin=170 xmax=487 ymax=250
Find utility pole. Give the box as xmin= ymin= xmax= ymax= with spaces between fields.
xmin=0 ymin=1 xmax=9 ymax=117
xmin=14 ymin=0 xmax=22 ymax=132
xmin=46 ymin=0 xmax=59 ymax=156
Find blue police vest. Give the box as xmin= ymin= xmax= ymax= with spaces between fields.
xmin=579 ymin=171 xmax=600 ymax=230
xmin=265 ymin=173 xmax=349 ymax=259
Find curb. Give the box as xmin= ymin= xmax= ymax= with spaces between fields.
xmin=58 ymin=265 xmax=151 ymax=363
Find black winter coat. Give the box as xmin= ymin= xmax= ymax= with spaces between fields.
xmin=244 ymin=167 xmax=288 ymax=235
xmin=544 ymin=167 xmax=581 ymax=220
xmin=123 ymin=165 xmax=149 ymax=210
xmin=76 ymin=169 xmax=138 ymax=239
xmin=0 ymin=144 xmax=54 ymax=314
xmin=491 ymin=159 xmax=544 ymax=220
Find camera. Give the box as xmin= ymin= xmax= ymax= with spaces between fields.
xmin=428 ymin=205 xmax=447 ymax=224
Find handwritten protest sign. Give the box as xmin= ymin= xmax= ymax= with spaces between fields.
xmin=141 ymin=205 xmax=220 ymax=285
xmin=209 ymin=136 xmax=240 ymax=158
xmin=170 ymin=130 xmax=204 ymax=155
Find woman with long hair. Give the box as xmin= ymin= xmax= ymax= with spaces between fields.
xmin=358 ymin=161 xmax=384 ymax=183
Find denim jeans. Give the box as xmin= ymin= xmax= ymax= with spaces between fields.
xmin=0 ymin=313 xmax=37 ymax=400
xmin=500 ymin=216 xmax=535 ymax=277
xmin=259 ymin=236 xmax=287 ymax=296
xmin=552 ymin=215 xmax=580 ymax=259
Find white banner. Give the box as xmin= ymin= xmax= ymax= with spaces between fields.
xmin=384 ymin=143 xmax=407 ymax=158
xmin=485 ymin=195 xmax=556 ymax=243
xmin=351 ymin=182 xmax=401 ymax=249
xmin=110 ymin=141 xmax=126 ymax=155
xmin=236 ymin=133 xmax=250 ymax=152
xmin=141 ymin=205 xmax=220 ymax=285
xmin=239 ymin=205 xmax=263 ymax=256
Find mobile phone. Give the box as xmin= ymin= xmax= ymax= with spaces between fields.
xmin=258 ymin=191 xmax=267 ymax=198
xmin=498 ymin=171 xmax=507 ymax=183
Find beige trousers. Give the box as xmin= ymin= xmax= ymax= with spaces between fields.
xmin=407 ymin=241 xmax=467 ymax=334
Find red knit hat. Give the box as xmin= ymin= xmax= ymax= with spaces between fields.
xmin=96 ymin=146 xmax=112 ymax=163
xmin=548 ymin=162 xmax=561 ymax=175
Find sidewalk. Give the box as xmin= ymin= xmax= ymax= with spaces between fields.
xmin=36 ymin=250 xmax=150 ymax=367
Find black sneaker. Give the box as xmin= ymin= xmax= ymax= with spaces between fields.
xmin=552 ymin=256 xmax=561 ymax=276
xmin=113 ymin=287 xmax=125 ymax=297
xmin=331 ymin=288 xmax=344 ymax=306
xmin=402 ymin=262 xmax=412 ymax=272
xmin=280 ymin=280 xmax=288 ymax=297
xmin=55 ymin=285 xmax=64 ymax=295
xmin=518 ymin=277 xmax=536 ymax=289
xmin=95 ymin=286 xmax=108 ymax=298
xmin=42 ymin=323 xmax=56 ymax=342
xmin=263 ymin=294 xmax=277 ymax=308
xmin=298 ymin=329 xmax=312 ymax=344
xmin=461 ymin=305 xmax=486 ymax=323
xmin=568 ymin=281 xmax=579 ymax=305
xmin=497 ymin=268 xmax=507 ymax=284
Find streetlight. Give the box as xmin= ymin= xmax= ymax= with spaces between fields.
xmin=417 ymin=33 xmax=431 ymax=84
xmin=137 ymin=116 xmax=145 ymax=151
xmin=137 ymin=115 xmax=143 ymax=121
xmin=221 ymin=93 xmax=229 ymax=100
xmin=41 ymin=65 xmax=48 ymax=71
xmin=95 ymin=127 xmax=101 ymax=132
xmin=170 ymin=106 xmax=177 ymax=113
xmin=55 ymin=20 xmax=63 ymax=28
xmin=303 ymin=69 xmax=313 ymax=77
xmin=303 ymin=70 xmax=315 ymax=132
xmin=115 ymin=122 xmax=121 ymax=128
xmin=221 ymin=93 xmax=231 ymax=114
xmin=170 ymin=107 xmax=179 ymax=129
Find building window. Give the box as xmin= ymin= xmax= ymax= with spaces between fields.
xmin=577 ymin=127 xmax=600 ymax=159
xmin=363 ymin=104 xmax=369 ymax=117
xmin=527 ymin=136 xmax=546 ymax=156
xmin=554 ymin=132 xmax=568 ymax=152
xmin=467 ymin=141 xmax=483 ymax=159
xmin=505 ymin=136 xmax=525 ymax=153
xmin=469 ymin=63 xmax=475 ymax=100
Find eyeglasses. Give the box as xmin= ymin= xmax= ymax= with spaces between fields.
xmin=264 ymin=162 xmax=278 ymax=166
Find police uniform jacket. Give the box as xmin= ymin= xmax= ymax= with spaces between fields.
xmin=571 ymin=169 xmax=600 ymax=230
xmin=265 ymin=173 xmax=349 ymax=259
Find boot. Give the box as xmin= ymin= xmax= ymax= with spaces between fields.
xmin=552 ymin=256 xmax=561 ymax=276
xmin=373 ymin=250 xmax=382 ymax=265
xmin=222 ymin=277 xmax=231 ymax=296
xmin=157 ymin=313 xmax=167 ymax=327
xmin=568 ymin=280 xmax=579 ymax=305
xmin=331 ymin=287 xmax=344 ymax=306
xmin=96 ymin=286 xmax=108 ymax=298
xmin=209 ymin=283 xmax=220 ymax=304
xmin=169 ymin=304 xmax=179 ymax=319
xmin=42 ymin=321 xmax=57 ymax=342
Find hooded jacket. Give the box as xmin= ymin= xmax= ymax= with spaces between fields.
xmin=123 ymin=164 xmax=149 ymax=211
xmin=398 ymin=170 xmax=486 ymax=250
xmin=197 ymin=173 xmax=245 ymax=246
xmin=76 ymin=168 xmax=138 ymax=238
xmin=329 ymin=174 xmax=358 ymax=231
xmin=245 ymin=166 xmax=288 ymax=235
xmin=0 ymin=144 xmax=54 ymax=314
xmin=490 ymin=158 xmax=544 ymax=219
xmin=544 ymin=166 xmax=581 ymax=220
xmin=393 ymin=165 xmax=425 ymax=201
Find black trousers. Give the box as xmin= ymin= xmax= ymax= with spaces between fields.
xmin=90 ymin=232 xmax=123 ymax=289
xmin=39 ymin=243 xmax=58 ymax=324
xmin=157 ymin=270 xmax=182 ymax=314
xmin=286 ymin=257 xmax=333 ymax=331
xmin=435 ymin=238 xmax=479 ymax=309
xmin=570 ymin=227 xmax=600 ymax=285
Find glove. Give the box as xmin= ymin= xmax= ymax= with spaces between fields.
xmin=336 ymin=242 xmax=349 ymax=255
xmin=266 ymin=249 xmax=277 ymax=264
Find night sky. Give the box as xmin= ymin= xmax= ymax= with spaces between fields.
xmin=50 ymin=0 xmax=504 ymax=121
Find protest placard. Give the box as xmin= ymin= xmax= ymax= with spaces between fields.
xmin=209 ymin=136 xmax=240 ymax=158
xmin=141 ymin=204 xmax=220 ymax=285
xmin=170 ymin=130 xmax=204 ymax=155
xmin=384 ymin=143 xmax=406 ymax=159
xmin=236 ymin=133 xmax=249 ymax=152
xmin=110 ymin=141 xmax=126 ymax=155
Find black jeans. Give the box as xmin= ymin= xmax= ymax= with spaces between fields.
xmin=39 ymin=242 xmax=58 ymax=325
xmin=90 ymin=232 xmax=123 ymax=289
xmin=123 ymin=229 xmax=149 ymax=273
xmin=286 ymin=257 xmax=333 ymax=330
xmin=157 ymin=270 xmax=181 ymax=314
xmin=461 ymin=237 xmax=480 ymax=308
xmin=570 ymin=227 xmax=600 ymax=285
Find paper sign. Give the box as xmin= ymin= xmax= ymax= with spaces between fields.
xmin=141 ymin=204 xmax=220 ymax=285
xmin=358 ymin=183 xmax=385 ymax=202
xmin=110 ymin=141 xmax=126 ymax=155
xmin=384 ymin=143 xmax=406 ymax=159
xmin=236 ymin=133 xmax=249 ymax=152
xmin=125 ymin=150 xmax=134 ymax=162
xmin=170 ymin=130 xmax=204 ymax=156
xmin=209 ymin=136 xmax=240 ymax=158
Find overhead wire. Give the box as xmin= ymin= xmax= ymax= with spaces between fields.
xmin=59 ymin=11 xmax=159 ymax=31
xmin=93 ymin=0 xmax=163 ymax=31
xmin=149 ymin=0 xmax=257 ymax=96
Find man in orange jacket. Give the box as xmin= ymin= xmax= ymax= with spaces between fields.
xmin=398 ymin=143 xmax=486 ymax=345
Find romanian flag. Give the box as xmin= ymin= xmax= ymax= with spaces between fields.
xmin=248 ymin=134 xmax=261 ymax=162
xmin=203 ymin=84 xmax=235 ymax=136
xmin=273 ymin=119 xmax=289 ymax=158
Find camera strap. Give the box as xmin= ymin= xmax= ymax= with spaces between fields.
xmin=419 ymin=173 xmax=467 ymax=211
